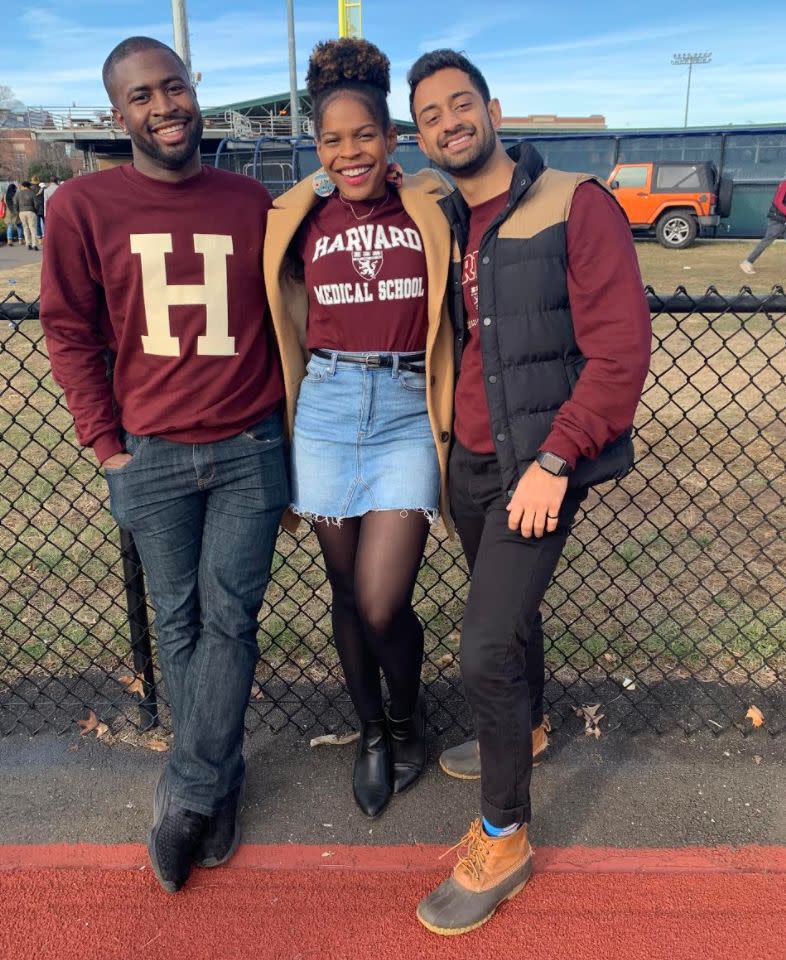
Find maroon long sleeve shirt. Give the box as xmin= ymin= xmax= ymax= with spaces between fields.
xmin=541 ymin=182 xmax=652 ymax=469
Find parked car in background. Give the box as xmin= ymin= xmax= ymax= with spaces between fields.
xmin=608 ymin=161 xmax=733 ymax=248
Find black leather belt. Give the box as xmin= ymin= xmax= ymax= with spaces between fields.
xmin=311 ymin=349 xmax=426 ymax=372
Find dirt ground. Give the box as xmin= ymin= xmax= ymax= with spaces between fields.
xmin=1 ymin=240 xmax=784 ymax=305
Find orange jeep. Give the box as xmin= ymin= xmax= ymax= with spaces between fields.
xmin=607 ymin=161 xmax=732 ymax=248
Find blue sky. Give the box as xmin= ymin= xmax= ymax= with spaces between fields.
xmin=3 ymin=0 xmax=784 ymax=129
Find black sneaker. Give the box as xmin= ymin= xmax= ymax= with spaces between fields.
xmin=148 ymin=775 xmax=209 ymax=893
xmin=194 ymin=776 xmax=246 ymax=868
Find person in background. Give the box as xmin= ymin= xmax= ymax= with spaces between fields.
xmin=3 ymin=183 xmax=24 ymax=245
xmin=740 ymin=177 xmax=786 ymax=274
xmin=43 ymin=176 xmax=60 ymax=218
xmin=15 ymin=180 xmax=39 ymax=250
xmin=33 ymin=178 xmax=46 ymax=242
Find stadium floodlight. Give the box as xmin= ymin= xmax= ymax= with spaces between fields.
xmin=671 ymin=52 xmax=712 ymax=128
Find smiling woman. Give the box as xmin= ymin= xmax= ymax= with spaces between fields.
xmin=263 ymin=38 xmax=456 ymax=823
xmin=101 ymin=36 xmax=203 ymax=180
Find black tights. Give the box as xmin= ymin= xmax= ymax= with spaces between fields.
xmin=316 ymin=510 xmax=429 ymax=724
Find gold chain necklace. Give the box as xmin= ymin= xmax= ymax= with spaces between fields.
xmin=338 ymin=189 xmax=390 ymax=221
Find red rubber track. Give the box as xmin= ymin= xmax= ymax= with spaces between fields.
xmin=2 ymin=844 xmax=784 ymax=960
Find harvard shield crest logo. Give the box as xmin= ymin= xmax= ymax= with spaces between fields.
xmin=352 ymin=250 xmax=384 ymax=280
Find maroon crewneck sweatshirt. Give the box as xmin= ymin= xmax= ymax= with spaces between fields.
xmin=40 ymin=163 xmax=283 ymax=463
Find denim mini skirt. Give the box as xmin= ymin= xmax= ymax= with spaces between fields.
xmin=291 ymin=350 xmax=440 ymax=523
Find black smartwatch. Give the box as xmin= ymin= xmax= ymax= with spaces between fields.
xmin=536 ymin=451 xmax=572 ymax=477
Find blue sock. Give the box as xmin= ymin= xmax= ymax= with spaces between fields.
xmin=482 ymin=816 xmax=521 ymax=838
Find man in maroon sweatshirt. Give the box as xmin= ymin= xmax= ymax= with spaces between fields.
xmin=40 ymin=37 xmax=288 ymax=894
xmin=407 ymin=50 xmax=652 ymax=934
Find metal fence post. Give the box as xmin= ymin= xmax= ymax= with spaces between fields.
xmin=119 ymin=528 xmax=159 ymax=730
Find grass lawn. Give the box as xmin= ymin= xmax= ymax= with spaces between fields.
xmin=2 ymin=240 xmax=784 ymax=306
xmin=636 ymin=239 xmax=786 ymax=294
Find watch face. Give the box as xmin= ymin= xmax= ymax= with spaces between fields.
xmin=539 ymin=452 xmax=567 ymax=475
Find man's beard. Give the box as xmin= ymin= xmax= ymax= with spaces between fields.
xmin=436 ymin=120 xmax=497 ymax=177
xmin=131 ymin=114 xmax=204 ymax=170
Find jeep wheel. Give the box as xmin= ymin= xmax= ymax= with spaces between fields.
xmin=656 ymin=212 xmax=698 ymax=249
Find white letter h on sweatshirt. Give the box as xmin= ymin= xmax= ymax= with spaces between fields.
xmin=130 ymin=234 xmax=235 ymax=356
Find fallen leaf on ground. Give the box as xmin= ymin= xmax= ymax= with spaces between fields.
xmin=95 ymin=722 xmax=110 ymax=739
xmin=142 ymin=734 xmax=170 ymax=753
xmin=250 ymin=682 xmax=265 ymax=700
xmin=575 ymin=703 xmax=605 ymax=738
xmin=309 ymin=732 xmax=360 ymax=748
xmin=753 ymin=755 xmax=762 ymax=765
xmin=78 ymin=710 xmax=99 ymax=736
xmin=119 ymin=673 xmax=146 ymax=697
xmin=746 ymin=705 xmax=765 ymax=728
xmin=435 ymin=653 xmax=455 ymax=668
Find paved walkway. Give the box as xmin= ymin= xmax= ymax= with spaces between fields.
xmin=2 ymin=724 xmax=783 ymax=847
xmin=0 ymin=242 xmax=42 ymax=271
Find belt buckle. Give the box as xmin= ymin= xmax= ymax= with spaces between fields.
xmin=364 ymin=353 xmax=382 ymax=368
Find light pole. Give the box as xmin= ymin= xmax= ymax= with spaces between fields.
xmin=286 ymin=0 xmax=300 ymax=138
xmin=171 ymin=0 xmax=193 ymax=78
xmin=671 ymin=52 xmax=712 ymax=128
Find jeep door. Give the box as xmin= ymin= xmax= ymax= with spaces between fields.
xmin=609 ymin=164 xmax=653 ymax=226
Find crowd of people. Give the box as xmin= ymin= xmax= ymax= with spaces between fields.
xmin=39 ymin=34 xmax=652 ymax=934
xmin=2 ymin=176 xmax=60 ymax=249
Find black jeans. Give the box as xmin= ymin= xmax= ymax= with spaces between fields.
xmin=449 ymin=440 xmax=587 ymax=827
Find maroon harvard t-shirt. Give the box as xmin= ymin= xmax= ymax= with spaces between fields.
xmin=298 ymin=189 xmax=428 ymax=352
xmin=455 ymin=190 xmax=508 ymax=453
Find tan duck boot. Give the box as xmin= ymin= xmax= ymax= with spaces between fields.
xmin=416 ymin=818 xmax=533 ymax=935
xmin=438 ymin=717 xmax=551 ymax=780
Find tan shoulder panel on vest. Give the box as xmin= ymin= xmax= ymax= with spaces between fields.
xmin=497 ymin=168 xmax=609 ymax=241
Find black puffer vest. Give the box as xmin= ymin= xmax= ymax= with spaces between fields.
xmin=439 ymin=142 xmax=635 ymax=498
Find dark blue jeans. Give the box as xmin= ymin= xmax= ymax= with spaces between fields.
xmin=106 ymin=410 xmax=289 ymax=815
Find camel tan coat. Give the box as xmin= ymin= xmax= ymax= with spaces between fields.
xmin=263 ymin=169 xmax=456 ymax=532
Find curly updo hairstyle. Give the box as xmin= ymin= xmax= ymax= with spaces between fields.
xmin=306 ymin=38 xmax=391 ymax=139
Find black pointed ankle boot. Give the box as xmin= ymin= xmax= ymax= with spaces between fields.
xmin=352 ymin=719 xmax=392 ymax=818
xmin=387 ymin=695 xmax=426 ymax=794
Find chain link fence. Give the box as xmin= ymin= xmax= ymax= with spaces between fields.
xmin=1 ymin=288 xmax=785 ymax=739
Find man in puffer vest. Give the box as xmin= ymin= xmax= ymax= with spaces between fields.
xmin=408 ymin=49 xmax=652 ymax=935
